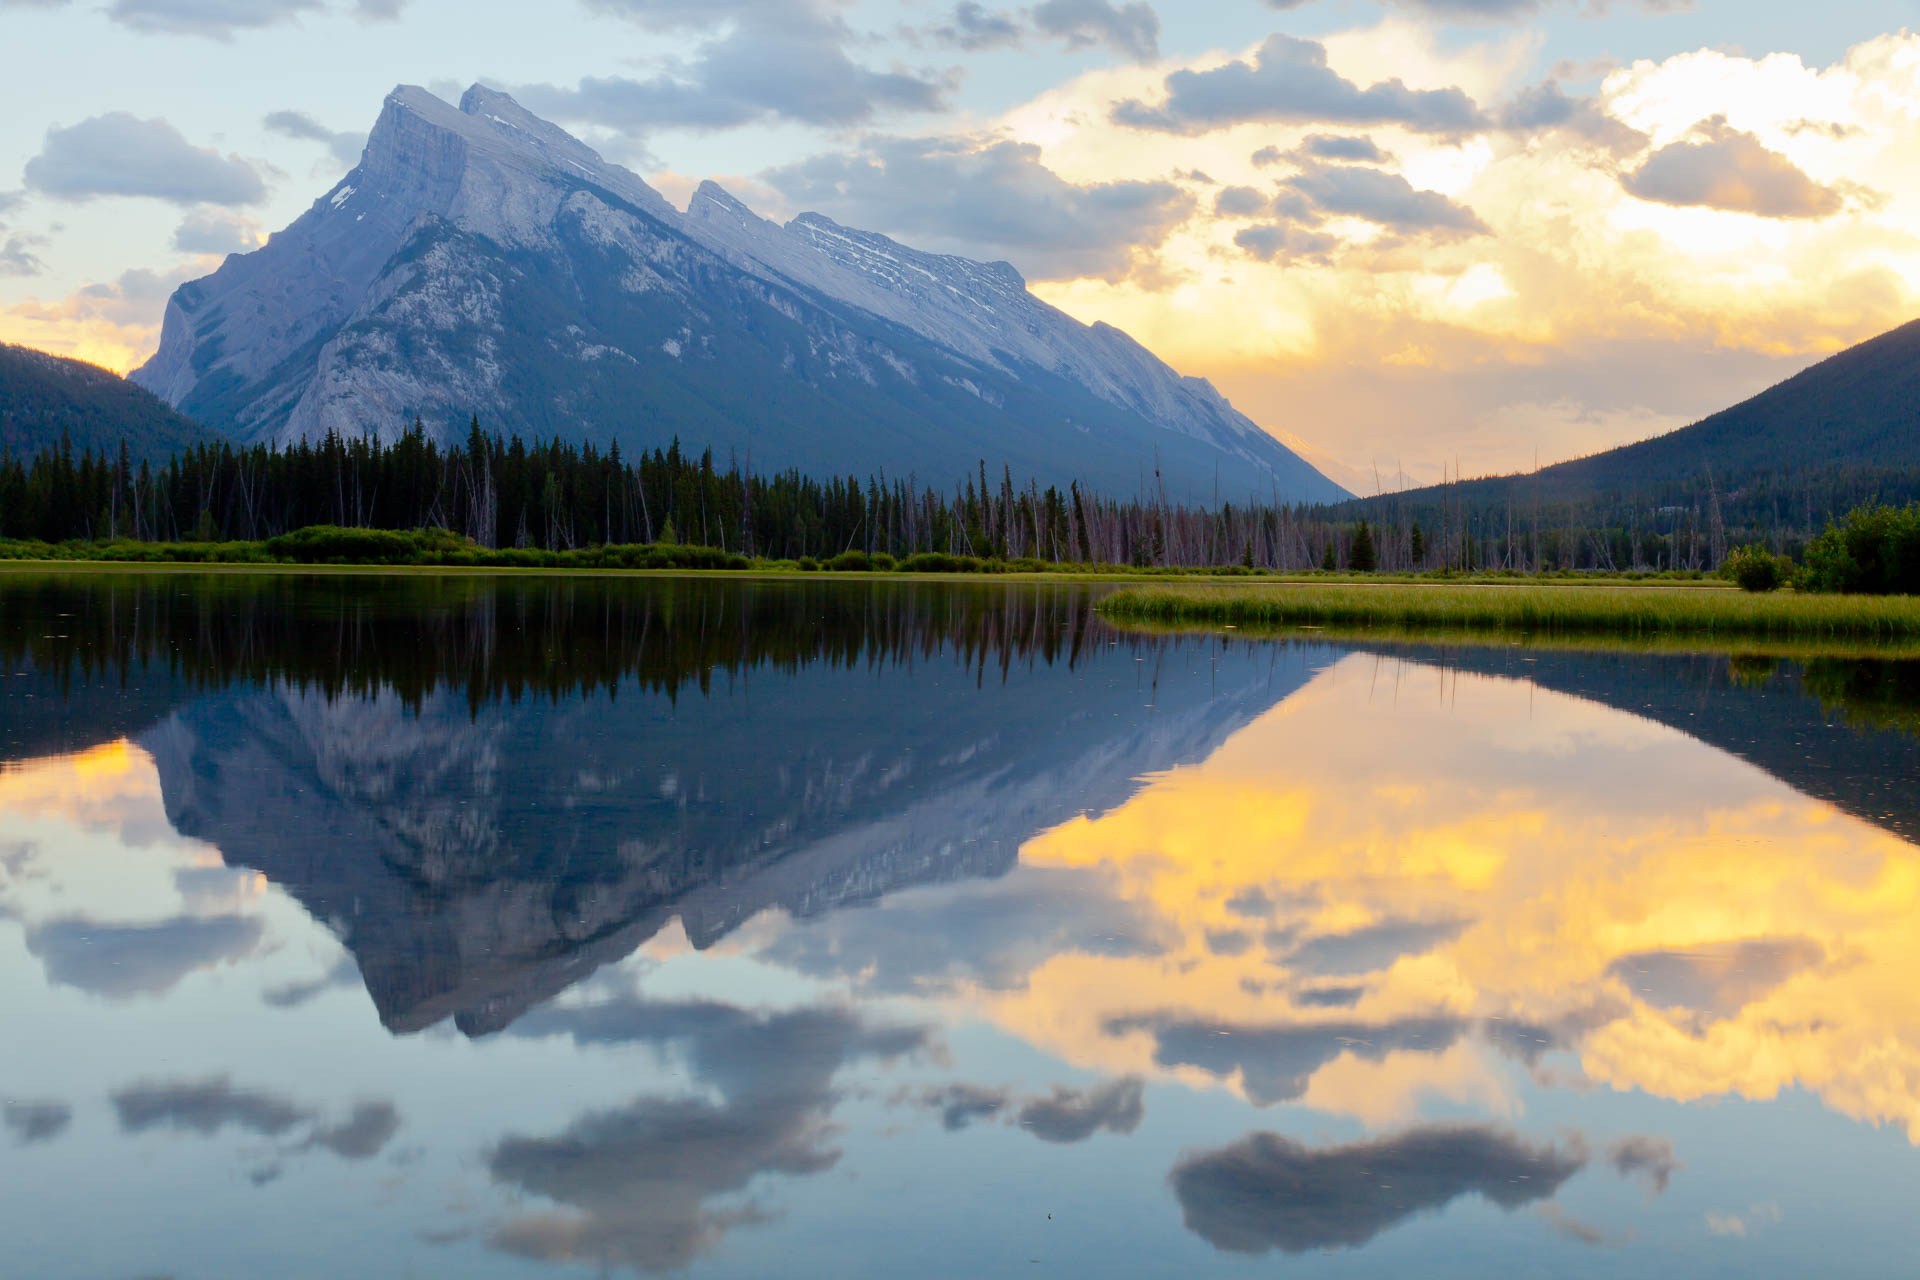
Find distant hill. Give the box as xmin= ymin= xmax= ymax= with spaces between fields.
xmin=1327 ymin=320 xmax=1920 ymax=568
xmin=1 ymin=342 xmax=215 ymax=464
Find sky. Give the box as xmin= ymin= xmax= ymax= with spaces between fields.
xmin=4 ymin=0 xmax=1920 ymax=487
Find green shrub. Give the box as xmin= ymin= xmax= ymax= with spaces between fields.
xmin=825 ymin=550 xmax=874 ymax=572
xmin=796 ymin=555 xmax=820 ymax=572
xmin=1722 ymin=543 xmax=1790 ymax=593
xmin=1801 ymin=503 xmax=1920 ymax=594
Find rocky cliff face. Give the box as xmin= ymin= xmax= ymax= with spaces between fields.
xmin=131 ymin=84 xmax=1346 ymax=501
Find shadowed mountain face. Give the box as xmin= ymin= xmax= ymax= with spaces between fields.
xmin=128 ymin=84 xmax=1344 ymax=502
xmin=0 ymin=341 xmax=215 ymax=465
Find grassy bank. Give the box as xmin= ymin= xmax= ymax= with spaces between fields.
xmin=1098 ymin=583 xmax=1920 ymax=645
xmin=0 ymin=526 xmax=1724 ymax=582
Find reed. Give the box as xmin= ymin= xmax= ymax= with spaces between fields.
xmin=1097 ymin=583 xmax=1920 ymax=643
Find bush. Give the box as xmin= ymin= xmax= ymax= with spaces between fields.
xmin=1722 ymin=543 xmax=1790 ymax=593
xmin=825 ymin=550 xmax=875 ymax=572
xmin=1801 ymin=503 xmax=1920 ymax=594
xmin=895 ymin=552 xmax=986 ymax=574
xmin=796 ymin=555 xmax=820 ymax=572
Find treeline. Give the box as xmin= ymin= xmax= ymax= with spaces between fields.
xmin=1338 ymin=462 xmax=1920 ymax=574
xmin=5 ymin=422 xmax=1917 ymax=574
xmin=0 ymin=421 xmax=1383 ymax=570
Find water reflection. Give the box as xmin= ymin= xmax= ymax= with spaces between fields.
xmin=3 ymin=573 xmax=1920 ymax=1277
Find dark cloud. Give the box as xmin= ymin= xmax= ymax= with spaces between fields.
xmin=1110 ymin=1013 xmax=1465 ymax=1104
xmin=1223 ymin=887 xmax=1273 ymax=917
xmin=1284 ymin=916 xmax=1471 ymax=976
xmin=1607 ymin=1134 xmax=1680 ymax=1195
xmin=112 ymin=1077 xmax=308 ymax=1137
xmin=1606 ymin=936 xmax=1824 ymax=1018
xmin=262 ymin=110 xmax=364 ymax=170
xmin=1284 ymin=167 xmax=1488 ymax=236
xmin=23 ymin=914 xmax=264 ymax=999
xmin=170 ymin=208 xmax=257 ymax=256
xmin=23 ymin=114 xmax=268 ymax=206
xmin=105 ymin=0 xmax=321 ymax=37
xmin=1498 ymin=81 xmax=1647 ymax=154
xmin=1233 ymin=224 xmax=1338 ymax=264
xmin=1299 ymin=133 xmax=1389 ymax=162
xmin=517 ymin=6 xmax=946 ymax=131
xmin=921 ymin=1083 xmax=1010 ymax=1130
xmin=1205 ymin=927 xmax=1253 ymax=956
xmin=1623 ymin=118 xmax=1844 ymax=218
xmin=261 ymin=957 xmax=361 ymax=1009
xmin=1295 ymin=984 xmax=1367 ymax=1008
xmin=1016 ymin=1077 xmax=1144 ymax=1143
xmin=306 ymin=1102 xmax=401 ymax=1160
xmin=927 ymin=1 xmax=1021 ymax=51
xmin=1031 ymin=0 xmax=1158 ymax=62
xmin=763 ymin=136 xmax=1194 ymax=283
xmin=4 ymin=1100 xmax=72 ymax=1145
xmin=0 ymin=234 xmax=47 ymax=277
xmin=1112 ymin=35 xmax=1486 ymax=137
xmin=580 ymin=0 xmax=789 ymax=29
xmin=507 ymin=997 xmax=928 ymax=1103
xmin=1170 ymin=1125 xmax=1587 ymax=1254
xmin=756 ymin=868 xmax=1169 ymax=991
xmin=1250 ymin=146 xmax=1283 ymax=168
xmin=490 ymin=996 xmax=922 ymax=1273
xmin=1213 ymin=186 xmax=1268 ymax=218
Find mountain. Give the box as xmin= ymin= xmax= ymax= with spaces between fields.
xmin=0 ymin=342 xmax=215 ymax=463
xmin=130 ymin=84 xmax=1345 ymax=502
xmin=1362 ymin=319 xmax=1920 ymax=519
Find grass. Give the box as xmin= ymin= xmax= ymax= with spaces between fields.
xmin=1097 ymin=582 xmax=1920 ymax=646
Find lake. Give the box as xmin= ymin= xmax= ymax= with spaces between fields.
xmin=2 ymin=572 xmax=1918 ymax=1278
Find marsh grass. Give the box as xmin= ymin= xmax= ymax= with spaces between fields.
xmin=1098 ymin=583 xmax=1920 ymax=645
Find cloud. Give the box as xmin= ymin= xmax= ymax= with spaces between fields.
xmin=1030 ymin=0 xmax=1158 ymax=62
xmin=1170 ymin=1125 xmax=1587 ymax=1255
xmin=1536 ymin=1202 xmax=1622 ymax=1247
xmin=1498 ymin=80 xmax=1647 ymax=153
xmin=23 ymin=113 xmax=268 ymax=206
xmin=1299 ymin=133 xmax=1390 ymax=162
xmin=1606 ymin=936 xmax=1825 ymax=1018
xmin=106 ymin=0 xmax=322 ymax=37
xmin=927 ymin=1 xmax=1021 ymax=51
xmin=4 ymin=1101 xmax=72 ymax=1145
xmin=1295 ymin=984 xmax=1367 ymax=1008
xmin=1283 ymin=916 xmax=1471 ymax=975
xmin=0 ymin=260 xmax=205 ymax=371
xmin=1607 ymin=1134 xmax=1680 ymax=1195
xmin=1213 ymin=186 xmax=1268 ymax=217
xmin=1281 ymin=167 xmax=1489 ymax=237
xmin=1205 ymin=927 xmax=1253 ymax=956
xmin=0 ymin=234 xmax=46 ymax=278
xmin=1015 ymin=1077 xmax=1144 ymax=1143
xmin=490 ymin=996 xmax=923 ymax=1273
xmin=1112 ymin=35 xmax=1486 ymax=137
xmin=23 ymin=914 xmax=263 ymax=999
xmin=1705 ymin=1202 xmax=1781 ymax=1238
xmin=920 ymin=1083 xmax=1010 ymax=1130
xmin=261 ymin=957 xmax=361 ymax=1009
xmin=1110 ymin=1013 xmax=1466 ymax=1104
xmin=262 ymin=109 xmax=364 ymax=170
xmin=1623 ymin=118 xmax=1845 ymax=218
xmin=305 ymin=1101 xmax=400 ymax=1159
xmin=757 ymin=867 xmax=1168 ymax=991
xmin=170 ymin=208 xmax=260 ymax=256
xmin=763 ymin=136 xmax=1193 ymax=283
xmin=112 ymin=1077 xmax=307 ymax=1137
xmin=517 ymin=6 xmax=946 ymax=131
xmin=1234 ymin=219 xmax=1337 ymax=262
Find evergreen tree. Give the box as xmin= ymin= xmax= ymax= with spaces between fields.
xmin=1350 ymin=519 xmax=1377 ymax=572
xmin=1321 ymin=540 xmax=1337 ymax=572
xmin=1409 ymin=521 xmax=1426 ymax=565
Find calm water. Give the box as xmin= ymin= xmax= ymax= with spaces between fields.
xmin=3 ymin=574 xmax=1919 ymax=1279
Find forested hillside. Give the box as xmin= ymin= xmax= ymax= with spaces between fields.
xmin=0 ymin=343 xmax=215 ymax=464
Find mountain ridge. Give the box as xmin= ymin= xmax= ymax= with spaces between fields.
xmin=0 ymin=341 xmax=215 ymax=465
xmin=130 ymin=83 xmax=1347 ymax=502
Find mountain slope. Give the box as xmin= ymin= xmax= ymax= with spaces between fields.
xmin=131 ymin=84 xmax=1345 ymax=502
xmin=1366 ymin=319 xmax=1920 ymax=517
xmin=1 ymin=342 xmax=215 ymax=463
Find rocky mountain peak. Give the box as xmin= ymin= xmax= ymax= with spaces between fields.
xmin=131 ymin=84 xmax=1348 ymax=501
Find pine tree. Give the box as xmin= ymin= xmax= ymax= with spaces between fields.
xmin=1321 ymin=540 xmax=1336 ymax=572
xmin=1409 ymin=521 xmax=1426 ymax=566
xmin=1349 ymin=519 xmax=1377 ymax=572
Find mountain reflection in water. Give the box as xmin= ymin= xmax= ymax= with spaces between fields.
xmin=2 ymin=573 xmax=1919 ymax=1279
